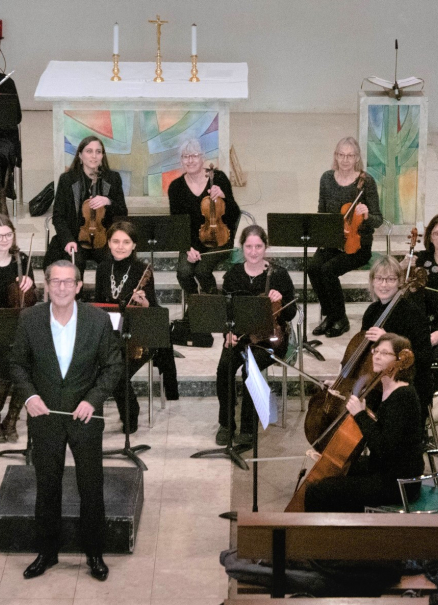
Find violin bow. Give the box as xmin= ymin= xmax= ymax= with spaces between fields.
xmin=126 ymin=263 xmax=152 ymax=307
xmin=20 ymin=233 xmax=34 ymax=307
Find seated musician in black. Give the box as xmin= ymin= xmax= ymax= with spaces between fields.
xmin=95 ymin=221 xmax=178 ymax=433
xmin=305 ymin=333 xmax=424 ymax=512
xmin=361 ymin=255 xmax=433 ymax=428
xmin=215 ymin=225 xmax=296 ymax=446
xmin=309 ymin=137 xmax=382 ymax=338
xmin=168 ymin=138 xmax=240 ymax=299
xmin=44 ymin=135 xmax=127 ymax=278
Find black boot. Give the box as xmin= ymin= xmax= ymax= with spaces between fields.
xmin=1 ymin=391 xmax=24 ymax=443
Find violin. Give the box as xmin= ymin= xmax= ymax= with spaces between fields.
xmin=304 ymin=267 xmax=427 ymax=453
xmin=199 ymin=164 xmax=230 ymax=249
xmin=78 ymin=168 xmax=107 ymax=250
xmin=7 ymin=236 xmax=37 ymax=309
xmin=285 ymin=349 xmax=415 ymax=512
xmin=249 ymin=263 xmax=289 ymax=356
xmin=341 ymin=172 xmax=366 ymax=255
xmin=126 ymin=263 xmax=153 ymax=360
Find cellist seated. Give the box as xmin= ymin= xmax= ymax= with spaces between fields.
xmin=304 ymin=333 xmax=424 ymax=512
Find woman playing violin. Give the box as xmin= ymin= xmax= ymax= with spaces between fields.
xmin=309 ymin=137 xmax=382 ymax=338
xmin=168 ymin=138 xmax=240 ymax=298
xmin=215 ymin=225 xmax=296 ymax=446
xmin=362 ymin=255 xmax=433 ymax=427
xmin=95 ymin=221 xmax=179 ymax=433
xmin=44 ymin=135 xmax=127 ymax=278
xmin=305 ymin=333 xmax=424 ymax=512
xmin=0 ymin=214 xmax=36 ymax=442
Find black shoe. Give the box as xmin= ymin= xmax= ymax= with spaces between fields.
xmin=325 ymin=316 xmax=350 ymax=338
xmin=234 ymin=432 xmax=253 ymax=445
xmin=215 ymin=426 xmax=232 ymax=446
xmin=312 ymin=317 xmax=331 ymax=336
xmin=86 ymin=555 xmax=109 ymax=581
xmin=23 ymin=553 xmax=58 ymax=579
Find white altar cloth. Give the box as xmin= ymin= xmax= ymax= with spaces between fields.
xmin=34 ymin=61 xmax=248 ymax=101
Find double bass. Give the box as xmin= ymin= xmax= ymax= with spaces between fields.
xmin=199 ymin=164 xmax=230 ymax=249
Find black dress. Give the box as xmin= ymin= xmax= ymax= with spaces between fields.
xmin=216 ymin=262 xmax=296 ymax=434
xmin=95 ymin=255 xmax=179 ymax=429
xmin=305 ymin=385 xmax=424 ymax=512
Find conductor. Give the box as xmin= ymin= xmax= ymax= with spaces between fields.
xmin=10 ymin=260 xmax=123 ymax=581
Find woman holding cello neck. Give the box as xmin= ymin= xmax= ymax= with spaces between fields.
xmin=305 ymin=333 xmax=424 ymax=512
xmin=309 ymin=137 xmax=382 ymax=338
xmin=0 ymin=214 xmax=36 ymax=442
xmin=215 ymin=225 xmax=296 ymax=446
xmin=44 ymin=135 xmax=127 ymax=278
xmin=168 ymin=138 xmax=240 ymax=299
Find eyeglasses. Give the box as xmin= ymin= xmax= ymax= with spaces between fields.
xmin=181 ymin=154 xmax=201 ymax=161
xmin=373 ymin=276 xmax=398 ymax=284
xmin=371 ymin=348 xmax=397 ymax=358
xmin=337 ymin=153 xmax=356 ymax=160
xmin=0 ymin=232 xmax=14 ymax=241
xmin=47 ymin=279 xmax=77 ymax=288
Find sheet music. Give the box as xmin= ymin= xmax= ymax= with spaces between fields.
xmin=244 ymin=347 xmax=271 ymax=429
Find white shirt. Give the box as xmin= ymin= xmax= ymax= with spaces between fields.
xmin=50 ymin=301 xmax=78 ymax=378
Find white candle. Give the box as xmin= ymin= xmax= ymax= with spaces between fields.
xmin=191 ymin=23 xmax=197 ymax=56
xmin=113 ymin=22 xmax=119 ymax=55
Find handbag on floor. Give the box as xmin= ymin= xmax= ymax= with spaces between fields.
xmin=170 ymin=318 xmax=214 ymax=348
xmin=29 ymin=181 xmax=54 ymax=216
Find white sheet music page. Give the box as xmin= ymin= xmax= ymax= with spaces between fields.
xmin=244 ymin=347 xmax=271 ymax=429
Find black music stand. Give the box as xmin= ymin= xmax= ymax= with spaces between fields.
xmin=123 ymin=215 xmax=191 ymax=266
xmin=267 ymin=213 xmax=344 ymax=361
xmin=100 ymin=305 xmax=170 ymax=471
xmin=189 ymin=294 xmax=273 ymax=471
xmin=0 ymin=309 xmax=32 ymax=464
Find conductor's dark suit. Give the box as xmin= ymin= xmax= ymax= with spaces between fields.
xmin=10 ymin=302 xmax=123 ymax=556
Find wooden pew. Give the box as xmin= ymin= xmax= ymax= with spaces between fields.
xmin=228 ymin=512 xmax=438 ymax=602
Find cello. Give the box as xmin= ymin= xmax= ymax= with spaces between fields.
xmin=304 ymin=266 xmax=427 ymax=453
xmin=78 ymin=167 xmax=107 ymax=250
xmin=199 ymin=163 xmax=230 ymax=249
xmin=285 ymin=348 xmax=415 ymax=512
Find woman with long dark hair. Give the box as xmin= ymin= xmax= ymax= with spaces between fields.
xmin=44 ymin=136 xmax=127 ymax=277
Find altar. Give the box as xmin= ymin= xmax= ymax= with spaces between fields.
xmin=34 ymin=61 xmax=248 ymax=210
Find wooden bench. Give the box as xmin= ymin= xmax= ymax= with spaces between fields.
xmin=227 ymin=512 xmax=438 ymax=602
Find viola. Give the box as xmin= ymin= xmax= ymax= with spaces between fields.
xmin=7 ymin=236 xmax=37 ymax=309
xmin=304 ymin=267 xmax=427 ymax=453
xmin=285 ymin=349 xmax=415 ymax=512
xmin=404 ymin=227 xmax=421 ymax=281
xmin=199 ymin=163 xmax=230 ymax=249
xmin=341 ymin=172 xmax=366 ymax=255
xmin=78 ymin=168 xmax=107 ymax=250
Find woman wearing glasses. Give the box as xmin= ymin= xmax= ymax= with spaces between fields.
xmin=309 ymin=137 xmax=382 ymax=338
xmin=44 ymin=136 xmax=127 ymax=278
xmin=168 ymin=139 xmax=240 ymax=298
xmin=0 ymin=214 xmax=36 ymax=442
xmin=305 ymin=332 xmax=424 ymax=512
xmin=361 ymin=256 xmax=433 ymax=427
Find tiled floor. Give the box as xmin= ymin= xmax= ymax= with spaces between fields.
xmin=1 ymin=111 xmax=438 ymax=604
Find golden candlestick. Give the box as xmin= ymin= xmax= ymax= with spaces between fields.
xmin=149 ymin=15 xmax=167 ymax=83
xmin=154 ymin=50 xmax=164 ymax=83
xmin=189 ymin=55 xmax=200 ymax=82
xmin=111 ymin=54 xmax=121 ymax=81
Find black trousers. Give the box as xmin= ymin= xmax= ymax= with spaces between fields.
xmin=308 ymin=246 xmax=371 ymax=322
xmin=29 ymin=414 xmax=105 ymax=556
xmin=177 ymin=247 xmax=231 ymax=295
xmin=216 ymin=344 xmax=274 ymax=434
xmin=43 ymin=235 xmax=109 ymax=278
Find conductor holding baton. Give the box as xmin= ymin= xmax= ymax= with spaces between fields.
xmin=10 ymin=260 xmax=123 ymax=581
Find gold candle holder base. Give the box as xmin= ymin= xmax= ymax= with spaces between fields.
xmin=154 ymin=51 xmax=164 ymax=82
xmin=111 ymin=54 xmax=122 ymax=81
xmin=189 ymin=55 xmax=200 ymax=82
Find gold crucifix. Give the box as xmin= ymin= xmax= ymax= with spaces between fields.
xmin=148 ymin=15 xmax=167 ymax=82
xmin=148 ymin=15 xmax=168 ymax=53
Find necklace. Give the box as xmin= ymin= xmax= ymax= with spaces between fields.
xmin=110 ymin=264 xmax=131 ymax=299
